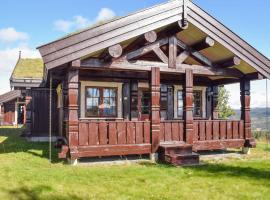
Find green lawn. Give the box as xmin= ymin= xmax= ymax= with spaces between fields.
xmin=0 ymin=127 xmax=269 ymax=200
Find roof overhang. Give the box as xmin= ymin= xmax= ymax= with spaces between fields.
xmin=10 ymin=78 xmax=43 ymax=88
xmin=37 ymin=0 xmax=270 ymax=80
xmin=0 ymin=90 xmax=22 ymax=104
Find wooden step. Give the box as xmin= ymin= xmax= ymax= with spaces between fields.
xmin=159 ymin=143 xmax=193 ymax=160
xmin=164 ymin=153 xmax=200 ymax=166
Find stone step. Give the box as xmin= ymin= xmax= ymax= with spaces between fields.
xmin=164 ymin=153 xmax=200 ymax=166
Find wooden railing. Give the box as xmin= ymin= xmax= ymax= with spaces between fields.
xmin=160 ymin=120 xmax=185 ymax=142
xmin=193 ymin=120 xmax=244 ymax=141
xmin=78 ymin=120 xmax=151 ymax=146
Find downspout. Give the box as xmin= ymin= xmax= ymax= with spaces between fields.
xmin=49 ymin=72 xmax=52 ymax=163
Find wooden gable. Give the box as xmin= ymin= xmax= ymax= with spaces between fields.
xmin=37 ymin=0 xmax=270 ymax=80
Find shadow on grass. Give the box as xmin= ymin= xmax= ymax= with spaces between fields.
xmin=0 ymin=127 xmax=62 ymax=163
xmin=184 ymin=163 xmax=270 ymax=182
xmin=7 ymin=185 xmax=82 ymax=200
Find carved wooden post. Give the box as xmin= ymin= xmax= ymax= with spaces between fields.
xmin=212 ymin=86 xmax=219 ymax=119
xmin=240 ymin=79 xmax=255 ymax=148
xmin=68 ymin=67 xmax=79 ymax=161
xmin=151 ymin=67 xmax=160 ymax=153
xmin=184 ymin=69 xmax=193 ymax=144
xmin=25 ymin=89 xmax=32 ymax=135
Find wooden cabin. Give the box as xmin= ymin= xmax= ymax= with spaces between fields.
xmin=1 ymin=58 xmax=59 ymax=140
xmin=35 ymin=0 xmax=269 ymax=165
xmin=0 ymin=90 xmax=23 ymax=126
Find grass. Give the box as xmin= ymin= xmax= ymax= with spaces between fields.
xmin=12 ymin=58 xmax=44 ymax=79
xmin=0 ymin=127 xmax=269 ymax=200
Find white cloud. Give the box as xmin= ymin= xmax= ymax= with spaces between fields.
xmin=74 ymin=15 xmax=90 ymax=29
xmin=54 ymin=20 xmax=73 ymax=33
xmin=0 ymin=27 xmax=29 ymax=44
xmin=0 ymin=45 xmax=40 ymax=94
xmin=53 ymin=8 xmax=116 ymax=33
xmin=96 ymin=8 xmax=116 ymax=22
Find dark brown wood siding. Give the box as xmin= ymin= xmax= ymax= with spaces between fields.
xmin=31 ymin=88 xmax=59 ymax=136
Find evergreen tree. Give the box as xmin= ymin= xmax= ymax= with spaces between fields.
xmin=218 ymin=87 xmax=235 ymax=119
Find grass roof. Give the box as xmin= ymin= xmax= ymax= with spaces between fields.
xmin=11 ymin=58 xmax=44 ymax=79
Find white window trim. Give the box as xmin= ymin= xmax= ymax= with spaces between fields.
xmin=174 ymin=85 xmax=206 ymax=119
xmin=80 ymin=81 xmax=123 ymax=119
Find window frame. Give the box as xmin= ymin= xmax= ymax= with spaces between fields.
xmin=85 ymin=86 xmax=118 ymax=118
xmin=176 ymin=89 xmax=203 ymax=118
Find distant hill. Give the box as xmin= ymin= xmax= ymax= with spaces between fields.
xmin=231 ymin=108 xmax=270 ymax=131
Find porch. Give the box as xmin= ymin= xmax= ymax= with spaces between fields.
xmin=57 ymin=65 xmax=255 ymax=162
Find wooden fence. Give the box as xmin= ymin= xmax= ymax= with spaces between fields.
xmin=160 ymin=120 xmax=185 ymax=142
xmin=76 ymin=120 xmax=151 ymax=157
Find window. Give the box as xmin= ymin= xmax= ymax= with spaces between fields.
xmin=193 ymin=91 xmax=202 ymax=118
xmin=85 ymin=87 xmax=117 ymax=117
xmin=160 ymin=85 xmax=168 ymax=119
xmin=177 ymin=91 xmax=184 ymax=118
xmin=140 ymin=90 xmax=151 ymax=115
xmin=177 ymin=90 xmax=202 ymax=118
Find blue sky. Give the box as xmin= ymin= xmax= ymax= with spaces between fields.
xmin=0 ymin=0 xmax=270 ymax=108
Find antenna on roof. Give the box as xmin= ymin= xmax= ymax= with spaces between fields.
xmin=19 ymin=51 xmax=21 ymax=59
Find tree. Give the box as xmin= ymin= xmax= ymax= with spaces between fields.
xmin=217 ymin=86 xmax=235 ymax=119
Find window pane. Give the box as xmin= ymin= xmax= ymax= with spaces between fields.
xmin=103 ymin=88 xmax=116 ymax=98
xmin=103 ymin=89 xmax=110 ymax=97
xmin=110 ymin=89 xmax=116 ymax=97
xmin=86 ymin=97 xmax=99 ymax=116
xmin=177 ymin=108 xmax=183 ymax=118
xmin=177 ymin=90 xmax=183 ymax=118
xmin=178 ymin=91 xmax=183 ymax=100
xmin=87 ymin=88 xmax=99 ymax=98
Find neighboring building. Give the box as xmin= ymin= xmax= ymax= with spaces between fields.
xmin=0 ymin=57 xmax=59 ymax=140
xmin=0 ymin=90 xmax=22 ymax=126
xmin=3 ymin=0 xmax=270 ymax=165
xmin=0 ymin=58 xmax=44 ymax=126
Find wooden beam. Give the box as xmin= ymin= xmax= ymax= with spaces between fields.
xmin=169 ymin=36 xmax=177 ymax=68
xmin=153 ymin=47 xmax=168 ymax=64
xmin=176 ymin=37 xmax=213 ymax=67
xmin=75 ymin=144 xmax=151 ymax=158
xmin=108 ymin=44 xmax=123 ymax=58
xmin=191 ymin=36 xmax=215 ymax=51
xmin=144 ymin=31 xmax=157 ymax=43
xmin=122 ymin=38 xmax=169 ymax=60
xmin=71 ymin=59 xmax=81 ymax=68
xmin=216 ymin=56 xmax=241 ymax=68
xmin=193 ymin=139 xmax=245 ymax=151
xmin=176 ymin=50 xmax=190 ymax=64
xmin=81 ymin=59 xmax=243 ymax=78
xmin=245 ymin=72 xmax=264 ymax=80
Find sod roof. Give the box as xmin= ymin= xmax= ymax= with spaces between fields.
xmin=11 ymin=58 xmax=44 ymax=79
